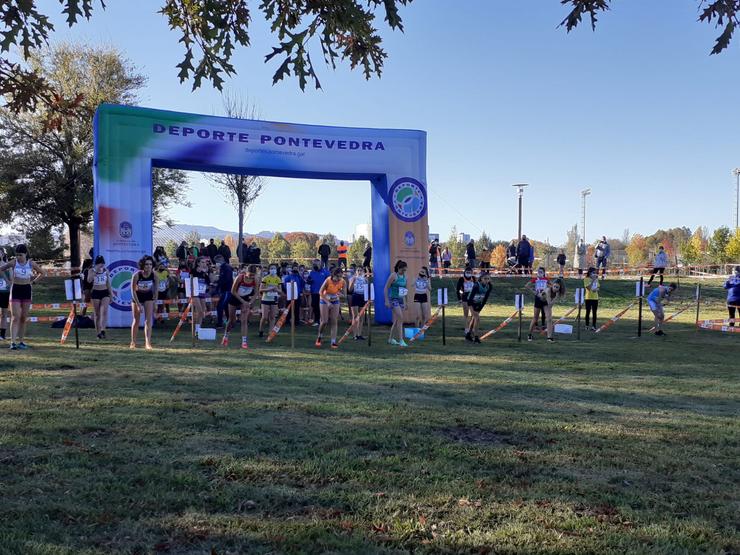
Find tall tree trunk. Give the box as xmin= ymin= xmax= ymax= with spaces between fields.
xmin=68 ymin=216 xmax=82 ymax=273
xmin=238 ymin=200 xmax=244 ymax=261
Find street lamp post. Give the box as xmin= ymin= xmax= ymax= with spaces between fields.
xmin=733 ymin=168 xmax=740 ymax=230
xmin=581 ymin=188 xmax=591 ymax=244
xmin=512 ymin=183 xmax=529 ymax=240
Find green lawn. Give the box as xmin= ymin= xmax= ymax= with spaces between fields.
xmin=0 ymin=277 xmax=737 ymax=554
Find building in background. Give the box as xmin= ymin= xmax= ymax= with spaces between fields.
xmin=458 ymin=232 xmax=471 ymax=244
xmin=428 ymin=233 xmax=440 ymax=243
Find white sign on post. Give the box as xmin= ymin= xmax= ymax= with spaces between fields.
xmin=695 ymin=284 xmax=700 ymax=301
xmin=73 ymin=278 xmax=82 ymax=300
xmin=636 ymin=281 xmax=645 ymax=297
xmin=369 ymin=286 xmax=375 ymax=301
xmin=575 ymin=288 xmax=585 ymax=305
xmin=437 ymin=288 xmax=449 ymax=306
xmin=184 ymin=277 xmax=192 ymax=298
xmin=64 ymin=279 xmax=74 ymax=301
xmin=515 ymin=294 xmax=524 ymax=310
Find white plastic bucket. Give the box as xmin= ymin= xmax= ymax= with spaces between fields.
xmin=554 ymin=324 xmax=573 ymax=335
xmin=197 ymin=328 xmax=217 ymax=340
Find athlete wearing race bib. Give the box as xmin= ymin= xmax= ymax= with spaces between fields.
xmin=648 ymin=282 xmax=677 ymax=336
xmin=87 ymin=255 xmax=112 ymax=339
xmin=456 ymin=267 xmax=476 ymax=335
xmin=528 ymin=277 xmax=566 ymax=342
xmin=583 ymin=267 xmax=600 ymax=330
xmin=316 ymin=268 xmax=346 ymax=348
xmin=224 ymin=264 xmax=257 ymax=349
xmin=155 ymin=263 xmax=171 ymax=323
xmin=413 ymin=267 xmax=432 ymax=329
xmin=259 ymin=264 xmax=282 ymax=338
xmin=348 ymin=267 xmax=369 ymax=341
xmin=190 ymin=257 xmax=210 ymax=339
xmin=0 ymin=254 xmax=10 ymax=340
xmin=0 ymin=244 xmax=44 ymax=350
xmin=466 ymin=272 xmax=492 ymax=343
xmin=384 ymin=260 xmax=409 ymax=347
xmin=130 ymin=255 xmax=159 ymax=350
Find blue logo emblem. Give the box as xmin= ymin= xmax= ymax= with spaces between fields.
xmin=404 ymin=231 xmax=415 ymax=247
xmin=108 ymin=260 xmax=137 ymax=311
xmin=388 ymin=177 xmax=427 ymax=223
xmin=119 ymin=221 xmax=133 ymax=239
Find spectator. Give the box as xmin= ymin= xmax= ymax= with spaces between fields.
xmin=215 ymin=255 xmax=233 ymax=328
xmin=218 ymin=240 xmax=232 ymax=262
xmin=251 ymin=242 xmax=261 ymax=265
xmin=556 ymin=249 xmax=567 ymax=277
xmin=362 ymin=244 xmax=372 ymax=271
xmin=206 ymin=238 xmax=218 ymax=262
xmin=465 ymin=239 xmax=477 ymax=268
xmin=528 ymin=242 xmax=535 ymax=273
xmin=724 ymin=266 xmax=740 ymax=328
xmin=428 ymin=239 xmax=441 ymax=270
xmin=595 ymin=236 xmax=610 ymax=279
xmin=176 ymin=241 xmax=187 ymax=264
xmin=516 ymin=235 xmax=531 ymax=274
xmin=191 ymin=242 xmax=199 ymax=258
xmin=574 ymin=239 xmax=587 ymax=276
xmin=441 ymin=246 xmax=452 ymax=273
xmin=308 ymin=258 xmax=329 ymax=325
xmin=337 ymin=240 xmax=348 ymax=270
xmin=318 ymin=241 xmax=331 ymax=269
xmin=646 ymin=245 xmax=668 ymax=286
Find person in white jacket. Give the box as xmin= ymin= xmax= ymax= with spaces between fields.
xmin=646 ymin=245 xmax=668 ymax=286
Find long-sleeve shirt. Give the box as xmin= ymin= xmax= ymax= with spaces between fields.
xmin=217 ymin=263 xmax=233 ymax=293
xmin=725 ymin=275 xmax=740 ymax=304
xmin=654 ymin=251 xmax=668 ymax=268
xmin=308 ymin=268 xmax=330 ymax=294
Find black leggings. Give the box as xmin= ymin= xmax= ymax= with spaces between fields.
xmin=729 ymin=305 xmax=738 ymax=327
xmin=647 ymin=267 xmax=664 ymax=285
xmin=311 ymin=293 xmax=321 ymax=322
xmin=585 ymin=299 xmax=598 ymax=327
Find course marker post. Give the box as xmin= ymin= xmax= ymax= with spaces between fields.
xmin=695 ymin=284 xmax=701 ymax=328
xmin=186 ymin=275 xmax=195 ymax=347
xmin=288 ymin=282 xmax=298 ymax=349
xmin=575 ymin=288 xmax=585 ymax=340
xmin=515 ymin=294 xmax=524 ymax=342
xmin=438 ymin=288 xmax=448 ymax=345
xmin=367 ymin=285 xmax=374 ymax=347
xmin=637 ymin=278 xmax=644 ymax=337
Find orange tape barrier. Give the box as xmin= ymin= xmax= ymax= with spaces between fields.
xmin=594 ymin=302 xmax=635 ymax=334
xmin=59 ymin=306 xmax=76 ymax=344
xmin=480 ymin=310 xmax=518 ymax=341
xmin=647 ymin=305 xmax=691 ymax=333
xmin=408 ymin=306 xmax=443 ymax=344
xmin=169 ymin=302 xmax=192 ymax=342
xmin=337 ymin=301 xmax=371 ymax=346
xmin=266 ymin=301 xmax=293 ymax=343
xmin=697 ymin=319 xmax=739 ymax=333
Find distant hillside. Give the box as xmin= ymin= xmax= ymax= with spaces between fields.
xmin=153 ymin=224 xmax=274 ymax=245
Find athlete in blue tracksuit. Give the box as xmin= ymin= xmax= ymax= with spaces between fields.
xmin=724 ymin=266 xmax=740 ymax=327
xmin=647 ymin=282 xmax=677 ymax=336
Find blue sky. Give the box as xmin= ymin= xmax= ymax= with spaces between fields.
xmin=46 ymin=0 xmax=740 ymax=245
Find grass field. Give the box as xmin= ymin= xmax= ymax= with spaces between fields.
xmin=1 ymin=277 xmax=738 ymax=554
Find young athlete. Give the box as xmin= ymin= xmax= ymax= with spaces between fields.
xmin=725 ymin=266 xmax=740 ymax=327
xmin=348 ymin=265 xmax=369 ymax=340
xmin=87 ymin=255 xmax=112 ymax=339
xmin=0 ymin=254 xmax=11 ymax=340
xmin=224 ymin=264 xmax=257 ymax=348
xmin=647 ymin=282 xmax=677 ymax=336
xmin=190 ymin=257 xmax=210 ymax=338
xmin=384 ymin=260 xmax=409 ymax=347
xmin=130 ymin=255 xmax=158 ymax=350
xmin=583 ymin=267 xmax=600 ymax=330
xmin=301 ymin=267 xmax=313 ymax=323
xmin=0 ymin=244 xmax=44 ymax=350
xmin=259 ymin=264 xmax=282 ymax=338
xmin=524 ymin=267 xmax=550 ymax=329
xmin=456 ymin=266 xmax=476 ymax=335
xmin=315 ymin=267 xmax=346 ymax=348
xmin=413 ymin=266 xmax=432 ymax=328
xmin=466 ymin=271 xmax=492 ymax=343
xmin=155 ymin=261 xmax=171 ymax=323
xmin=529 ymin=277 xmax=566 ymax=342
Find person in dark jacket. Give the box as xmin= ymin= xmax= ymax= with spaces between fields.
xmin=214 ymin=255 xmax=233 ymax=328
xmin=556 ymin=250 xmax=567 ymax=277
xmin=176 ymin=241 xmax=187 ymax=264
xmin=308 ymin=258 xmax=330 ymax=324
xmin=250 ymin=242 xmax=261 ymax=265
xmin=218 ymin=240 xmax=232 ymax=262
xmin=725 ymin=265 xmax=740 ymax=327
xmin=362 ymin=244 xmax=372 ymax=272
xmin=318 ymin=242 xmax=331 ymax=269
xmin=516 ymin=235 xmax=532 ymax=274
xmin=206 ymin=238 xmax=218 ymax=262
xmin=465 ymin=240 xmax=477 ymax=268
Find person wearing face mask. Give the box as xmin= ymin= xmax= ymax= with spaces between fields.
xmin=348 ymin=265 xmax=368 ymax=340
xmin=724 ymin=266 xmax=740 ymax=327
xmin=583 ymin=267 xmax=600 ymax=331
xmin=300 ymin=266 xmax=313 ymax=323
xmin=532 ymin=278 xmax=566 ymax=342
xmin=259 ymin=264 xmax=282 ymax=338
xmin=466 ymin=272 xmax=493 ymax=343
xmin=456 ymin=266 xmax=476 ymax=335
xmin=224 ymin=264 xmax=257 ymax=349
xmin=308 ymin=259 xmax=329 ymax=326
xmin=647 ymin=282 xmax=677 ymax=336
xmin=384 ymin=260 xmax=409 ymax=347
xmin=0 ymin=244 xmax=44 ymax=350
xmin=87 ymin=255 xmax=112 ymax=339
xmin=413 ymin=266 xmax=432 ymax=329
xmin=316 ymin=267 xmax=346 ymax=348
xmin=525 ymin=267 xmax=550 ymax=330
xmin=282 ymin=263 xmax=305 ymax=326
xmin=154 ymin=261 xmax=171 ymax=324
xmin=190 ymin=257 xmax=210 ymax=338
xmin=130 ymin=255 xmax=159 ymax=350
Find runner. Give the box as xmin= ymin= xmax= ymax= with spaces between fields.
xmin=456 ymin=266 xmax=476 ymax=335
xmin=0 ymin=254 xmax=10 ymax=341
xmin=466 ymin=271 xmax=492 ymax=343
xmin=130 ymin=255 xmax=158 ymax=350
xmin=258 ymin=264 xmax=281 ymax=338
xmin=413 ymin=266 xmax=432 ymax=329
xmin=535 ymin=278 xmax=566 ymax=342
xmin=524 ymin=267 xmax=550 ymax=330
xmin=646 ymin=245 xmax=668 ymax=286
xmin=583 ymin=267 xmax=600 ymax=331
xmin=155 ymin=260 xmax=171 ymax=323
xmin=0 ymin=245 xmax=44 ymax=350
xmin=724 ymin=266 xmax=740 ymax=327
xmin=647 ymin=282 xmax=677 ymax=336
xmin=190 ymin=257 xmax=210 ymax=338
xmin=87 ymin=255 xmax=112 ymax=339
xmin=224 ymin=264 xmax=257 ymax=348
xmin=383 ymin=260 xmax=409 ymax=347
xmin=348 ymin=265 xmax=368 ymax=341
xmin=316 ymin=267 xmax=346 ymax=349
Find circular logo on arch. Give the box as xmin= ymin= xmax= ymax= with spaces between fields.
xmin=404 ymin=231 xmax=416 ymax=247
xmin=389 ymin=177 xmax=427 ymax=222
xmin=109 ymin=260 xmax=137 ymax=311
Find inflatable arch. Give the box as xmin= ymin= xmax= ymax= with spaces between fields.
xmin=93 ymin=104 xmax=429 ymax=326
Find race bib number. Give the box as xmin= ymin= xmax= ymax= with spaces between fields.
xmin=398 ymin=287 xmax=408 ymax=297
xmin=158 ymin=280 xmax=168 ymax=292
xmin=0 ymin=278 xmax=6 ymax=290
xmin=354 ymin=283 xmax=366 ymax=294
xmin=94 ymin=273 xmax=107 ymax=286
xmin=463 ymin=281 xmax=474 ymax=293
xmin=238 ymin=286 xmax=253 ymax=297
xmin=198 ymin=279 xmax=207 ymax=295
xmin=138 ymin=281 xmax=152 ymax=292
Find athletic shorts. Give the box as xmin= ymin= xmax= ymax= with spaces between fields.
xmin=648 ymin=300 xmax=661 ymax=313
xmin=471 ymin=303 xmax=485 ymax=313
xmin=10 ymin=283 xmax=32 ymax=302
xmin=390 ymin=298 xmax=405 ymax=309
xmin=351 ymin=294 xmax=365 ymax=307
xmin=261 ymin=300 xmax=277 ymax=307
xmin=461 ymin=293 xmax=470 ymax=304
xmin=414 ymin=293 xmax=428 ymax=304
xmin=0 ymin=291 xmax=9 ymax=309
xmin=534 ymin=296 xmax=548 ymax=309
xmin=91 ymin=289 xmax=109 ymax=301
xmin=229 ymin=295 xmax=251 ymax=307
xmin=597 ymin=258 xmax=607 ymax=268
xmin=320 ymin=300 xmax=340 ymax=306
xmin=136 ymin=291 xmax=154 ymax=303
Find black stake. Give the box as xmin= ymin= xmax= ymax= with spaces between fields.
xmin=637 ymin=277 xmax=644 ymax=337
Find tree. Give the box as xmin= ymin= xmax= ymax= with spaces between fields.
xmin=204 ymin=92 xmax=264 ymax=249
xmin=477 ymin=231 xmax=493 ymax=252
xmin=0 ymin=1 xmax=413 ymax=118
xmin=625 ymin=234 xmax=649 ymax=267
xmin=490 ymin=244 xmax=507 ymax=268
xmin=164 ymin=240 xmax=179 ymax=258
xmin=709 ymin=226 xmax=731 ymax=264
xmin=26 ymin=224 xmax=65 ymax=261
xmin=0 ymin=43 xmax=188 ymax=270
xmin=446 ymin=227 xmax=465 ymax=267
xmin=290 ymin=239 xmax=314 ymax=262
xmin=184 ymin=230 xmax=201 ymax=247
xmin=269 ymin=233 xmax=291 ymax=261
xmin=726 ymin=228 xmax=740 ymax=261
xmin=680 ymin=239 xmax=700 ymax=265
xmin=348 ymin=236 xmax=370 ymax=264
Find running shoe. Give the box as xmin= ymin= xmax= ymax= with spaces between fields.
xmin=473 ymin=336 xmax=481 ymax=344
xmin=258 ymin=331 xmax=264 ymax=338
xmin=221 ymin=335 xmax=229 ymax=347
xmin=655 ymin=330 xmax=665 ymax=336
xmin=355 ymin=335 xmax=366 ymax=341
xmin=547 ymin=338 xmax=555 ymax=343
xmin=312 ymin=322 xmax=319 ymax=327
xmin=388 ymin=338 xmax=399 ymax=346
xmin=315 ymin=338 xmax=322 ymax=348
xmin=590 ymin=326 xmax=597 ymax=331
xmin=18 ymin=342 xmax=28 ymax=350
xmin=331 ymin=341 xmax=338 ymax=350
xmin=9 ymin=343 xmax=17 ymax=350
xmin=101 ymin=330 xmax=106 ymax=339
xmin=398 ymin=340 xmax=408 ymax=348
xmin=527 ymin=334 xmax=533 ymax=342
xmin=241 ymin=340 xmax=249 ymax=350
xmin=465 ymin=332 xmax=473 ymax=342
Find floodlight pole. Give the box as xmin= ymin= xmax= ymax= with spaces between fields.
xmin=733 ymin=168 xmax=740 ymax=230
xmin=512 ymin=184 xmax=529 ymax=240
xmin=580 ymin=188 xmax=591 ymax=244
